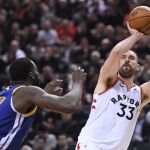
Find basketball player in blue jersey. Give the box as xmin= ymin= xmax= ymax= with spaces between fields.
xmin=0 ymin=58 xmax=86 ymax=150
xmin=76 ymin=23 xmax=150 ymax=150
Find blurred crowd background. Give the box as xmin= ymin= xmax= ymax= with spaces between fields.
xmin=0 ymin=0 xmax=150 ymax=150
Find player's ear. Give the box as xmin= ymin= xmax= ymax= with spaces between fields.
xmin=136 ymin=64 xmax=140 ymax=72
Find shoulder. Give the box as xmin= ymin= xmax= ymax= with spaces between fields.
xmin=140 ymin=81 xmax=150 ymax=105
xmin=141 ymin=81 xmax=150 ymax=95
xmin=14 ymin=85 xmax=45 ymax=98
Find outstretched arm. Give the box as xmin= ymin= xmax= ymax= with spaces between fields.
xmin=94 ymin=23 xmax=144 ymax=94
xmin=13 ymin=67 xmax=86 ymax=114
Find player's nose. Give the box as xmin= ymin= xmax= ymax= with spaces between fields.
xmin=125 ymin=57 xmax=130 ymax=62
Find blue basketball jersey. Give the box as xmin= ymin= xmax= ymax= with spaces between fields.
xmin=0 ymin=85 xmax=37 ymax=150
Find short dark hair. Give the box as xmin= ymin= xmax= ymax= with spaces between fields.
xmin=130 ymin=50 xmax=138 ymax=62
xmin=9 ymin=58 xmax=34 ymax=82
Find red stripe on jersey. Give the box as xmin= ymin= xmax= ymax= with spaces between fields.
xmin=91 ymin=105 xmax=96 ymax=109
xmin=77 ymin=143 xmax=80 ymax=150
xmin=92 ymin=99 xmax=97 ymax=103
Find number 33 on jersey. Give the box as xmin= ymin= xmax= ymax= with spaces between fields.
xmin=78 ymin=78 xmax=142 ymax=149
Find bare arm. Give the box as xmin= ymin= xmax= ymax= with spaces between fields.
xmin=23 ymin=82 xmax=82 ymax=114
xmin=141 ymin=81 xmax=150 ymax=108
xmin=13 ymin=67 xmax=86 ymax=114
xmin=94 ymin=24 xmax=144 ymax=94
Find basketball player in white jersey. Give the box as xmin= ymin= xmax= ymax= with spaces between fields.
xmin=76 ymin=23 xmax=150 ymax=150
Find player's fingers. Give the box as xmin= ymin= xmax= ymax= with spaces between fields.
xmin=127 ymin=21 xmax=134 ymax=30
xmin=127 ymin=21 xmax=129 ymax=28
xmin=49 ymin=79 xmax=63 ymax=86
xmin=55 ymin=87 xmax=63 ymax=92
xmin=54 ymin=79 xmax=63 ymax=84
xmin=50 ymin=79 xmax=58 ymax=83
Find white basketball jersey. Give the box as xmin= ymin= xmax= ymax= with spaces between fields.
xmin=78 ymin=78 xmax=142 ymax=150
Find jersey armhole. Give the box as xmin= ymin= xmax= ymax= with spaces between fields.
xmin=94 ymin=77 xmax=119 ymax=96
xmin=11 ymin=86 xmax=37 ymax=117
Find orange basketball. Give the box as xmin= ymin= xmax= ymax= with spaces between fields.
xmin=128 ymin=6 xmax=150 ymax=35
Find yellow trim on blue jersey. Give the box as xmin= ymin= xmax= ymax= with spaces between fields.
xmin=12 ymin=85 xmax=26 ymax=95
xmin=6 ymin=86 xmax=10 ymax=90
xmin=24 ymin=106 xmax=37 ymax=117
xmin=12 ymin=85 xmax=37 ymax=117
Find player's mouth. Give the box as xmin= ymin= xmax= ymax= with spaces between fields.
xmin=122 ymin=64 xmax=131 ymax=70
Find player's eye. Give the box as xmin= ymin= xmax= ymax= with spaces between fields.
xmin=129 ymin=56 xmax=135 ymax=60
xmin=121 ymin=55 xmax=126 ymax=59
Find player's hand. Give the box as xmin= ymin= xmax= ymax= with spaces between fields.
xmin=127 ymin=21 xmax=144 ymax=40
xmin=44 ymin=79 xmax=63 ymax=96
xmin=72 ymin=66 xmax=87 ymax=83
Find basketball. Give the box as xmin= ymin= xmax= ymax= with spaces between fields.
xmin=128 ymin=6 xmax=150 ymax=35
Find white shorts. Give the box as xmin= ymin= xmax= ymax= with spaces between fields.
xmin=75 ymin=142 xmax=102 ymax=150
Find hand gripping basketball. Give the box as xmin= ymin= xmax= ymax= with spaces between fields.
xmin=128 ymin=6 xmax=150 ymax=35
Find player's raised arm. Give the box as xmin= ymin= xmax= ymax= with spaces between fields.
xmin=94 ymin=23 xmax=144 ymax=94
xmin=13 ymin=67 xmax=86 ymax=114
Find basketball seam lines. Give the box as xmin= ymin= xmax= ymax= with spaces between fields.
xmin=129 ymin=16 xmax=150 ymax=21
xmin=133 ymin=8 xmax=150 ymax=13
xmin=138 ymin=22 xmax=150 ymax=30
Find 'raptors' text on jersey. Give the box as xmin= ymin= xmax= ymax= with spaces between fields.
xmin=78 ymin=78 xmax=142 ymax=150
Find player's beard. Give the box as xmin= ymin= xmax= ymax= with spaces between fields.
xmin=118 ymin=63 xmax=136 ymax=78
xmin=32 ymin=75 xmax=41 ymax=86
